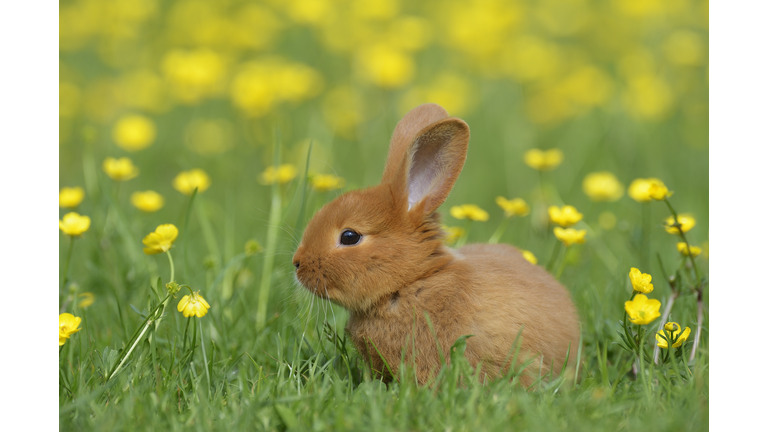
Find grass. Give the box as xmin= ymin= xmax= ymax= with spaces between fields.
xmin=58 ymin=102 xmax=708 ymax=430
xmin=57 ymin=1 xmax=708 ymax=429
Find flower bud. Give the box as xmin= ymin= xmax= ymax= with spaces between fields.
xmin=664 ymin=322 xmax=679 ymax=332
xmin=166 ymin=281 xmax=181 ymax=295
xmin=245 ymin=239 xmax=262 ymax=256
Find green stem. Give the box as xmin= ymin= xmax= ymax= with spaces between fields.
xmin=488 ymin=217 xmax=511 ymax=244
xmin=293 ymin=139 xmax=313 ymax=234
xmin=663 ymin=198 xmax=701 ymax=287
xmin=256 ymin=129 xmax=283 ymax=332
xmin=653 ymin=292 xmax=677 ymax=364
xmin=196 ymin=198 xmax=221 ymax=270
xmin=642 ymin=203 xmax=651 ymax=269
xmin=454 ymin=220 xmax=472 ymax=248
xmin=622 ymin=291 xmax=637 ymax=351
xmin=546 ymin=240 xmax=561 ymax=272
xmin=554 ymin=246 xmax=569 ymax=279
xmin=637 ymin=326 xmax=646 ymax=361
xmin=181 ymin=188 xmax=198 ymax=279
xmin=182 ymin=315 xmax=191 ymax=353
xmin=166 ymin=250 xmax=175 ymax=283
xmin=107 ymin=291 xmax=172 ymax=381
xmin=680 ymin=341 xmax=693 ymax=376
xmin=61 ymin=236 xmax=75 ymax=294
xmin=200 ymin=320 xmax=211 ymax=398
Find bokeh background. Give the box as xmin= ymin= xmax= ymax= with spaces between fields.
xmin=59 ymin=0 xmax=709 ymax=292
xmin=58 ymin=1 xmax=709 ymax=427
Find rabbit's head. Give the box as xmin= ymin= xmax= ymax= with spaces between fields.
xmin=292 ymin=104 xmax=470 ymax=312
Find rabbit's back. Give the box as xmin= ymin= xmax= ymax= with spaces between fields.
xmin=457 ymin=244 xmax=581 ymax=380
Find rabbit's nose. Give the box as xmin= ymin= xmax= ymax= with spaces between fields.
xmin=293 ymin=247 xmax=305 ymax=270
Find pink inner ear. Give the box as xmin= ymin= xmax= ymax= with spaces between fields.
xmin=407 ymin=132 xmax=448 ymax=210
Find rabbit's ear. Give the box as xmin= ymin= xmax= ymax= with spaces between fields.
xmin=382 ymin=104 xmax=469 ymax=218
xmin=383 ymin=104 xmax=450 ymax=182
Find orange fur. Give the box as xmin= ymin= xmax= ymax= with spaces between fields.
xmin=293 ymin=103 xmax=580 ymax=387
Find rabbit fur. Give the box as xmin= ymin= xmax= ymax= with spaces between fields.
xmin=292 ymin=103 xmax=580 ymax=386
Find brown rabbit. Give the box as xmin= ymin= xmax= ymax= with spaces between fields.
xmin=292 ymin=103 xmax=580 ymax=387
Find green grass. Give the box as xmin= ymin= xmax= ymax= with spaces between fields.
xmin=57 ymin=1 xmax=708 ymax=429
xmin=58 ymin=106 xmax=708 ymax=430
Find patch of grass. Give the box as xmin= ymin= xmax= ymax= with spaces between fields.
xmin=58 ymin=1 xmax=708 ymax=429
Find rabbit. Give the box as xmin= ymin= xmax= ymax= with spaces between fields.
xmin=292 ymin=103 xmax=580 ymax=387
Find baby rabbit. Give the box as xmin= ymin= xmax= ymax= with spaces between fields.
xmin=292 ymin=103 xmax=580 ymax=386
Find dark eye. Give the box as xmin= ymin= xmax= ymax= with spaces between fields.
xmin=340 ymin=229 xmax=362 ymax=245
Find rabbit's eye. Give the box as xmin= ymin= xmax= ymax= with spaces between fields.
xmin=340 ymin=229 xmax=362 ymax=245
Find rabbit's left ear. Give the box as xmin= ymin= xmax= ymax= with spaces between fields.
xmin=382 ymin=105 xmax=470 ymax=218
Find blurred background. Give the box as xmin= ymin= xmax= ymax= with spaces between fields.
xmin=59 ymin=0 xmax=709 ymax=324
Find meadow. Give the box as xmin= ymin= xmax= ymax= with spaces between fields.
xmin=58 ymin=0 xmax=709 ymax=430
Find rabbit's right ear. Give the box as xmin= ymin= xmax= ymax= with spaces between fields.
xmin=381 ymin=103 xmax=470 ymax=219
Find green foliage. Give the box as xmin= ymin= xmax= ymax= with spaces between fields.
xmin=59 ymin=0 xmax=708 ymax=429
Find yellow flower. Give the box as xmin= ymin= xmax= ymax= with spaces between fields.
xmin=131 ymin=191 xmax=165 ymax=212
xmin=356 ymin=44 xmax=414 ymax=88
xmin=59 ymin=212 xmax=91 ymax=237
xmin=162 ymin=49 xmax=225 ymax=104
xmin=677 ymin=242 xmax=702 ymax=257
xmin=521 ymin=250 xmax=537 ymax=265
xmin=621 ymin=74 xmax=674 ymax=122
xmin=77 ymin=292 xmax=95 ymax=309
xmin=628 ymin=178 xmax=666 ymax=203
xmin=177 ymin=291 xmax=211 ymax=318
xmin=655 ymin=322 xmax=691 ymax=349
xmin=648 ymin=182 xmax=670 ymax=201
xmin=548 ymin=205 xmax=583 ymax=227
xmin=112 ymin=114 xmax=156 ymax=152
xmin=103 ymin=157 xmax=139 ymax=181
xmin=582 ymin=172 xmax=624 ymax=202
xmin=553 ymin=227 xmax=586 ymax=247
xmin=664 ymin=214 xmax=696 ymax=234
xmin=173 ymin=169 xmax=211 ymax=195
xmin=629 ymin=267 xmax=653 ymax=294
xmin=311 ymin=174 xmax=345 ymax=192
xmin=261 ymin=164 xmax=297 ymax=185
xmin=524 ymin=149 xmax=563 ymax=171
xmin=624 ymin=294 xmax=661 ymax=325
xmin=142 ymin=224 xmax=179 ymax=255
xmin=450 ymin=204 xmax=489 ymax=222
xmin=495 ymin=197 xmax=530 ymax=217
xmin=442 ymin=225 xmax=465 ymax=244
xmin=59 ymin=313 xmax=82 ymax=346
xmin=59 ymin=187 xmax=85 ymax=208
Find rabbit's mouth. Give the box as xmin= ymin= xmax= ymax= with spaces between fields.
xmin=295 ymin=266 xmax=334 ymax=300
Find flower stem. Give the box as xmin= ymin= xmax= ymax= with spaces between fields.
xmin=454 ymin=220 xmax=472 ymax=248
xmin=256 ymin=129 xmax=283 ymax=332
xmin=181 ymin=188 xmax=198 ymax=279
xmin=166 ymin=250 xmax=175 ymax=283
xmin=546 ymin=240 xmax=561 ymax=272
xmin=107 ymin=292 xmax=172 ymax=381
xmin=488 ymin=217 xmax=511 ymax=244
xmin=653 ymin=292 xmax=678 ymax=364
xmin=60 ymin=236 xmax=75 ymax=293
xmin=663 ymin=198 xmax=701 ymax=287
xmin=555 ymin=246 xmax=569 ymax=279
xmin=196 ymin=197 xmax=221 ymax=270
xmin=182 ymin=315 xmax=191 ymax=353
xmin=642 ymin=203 xmax=651 ymax=269
xmin=200 ymin=320 xmax=212 ymax=398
